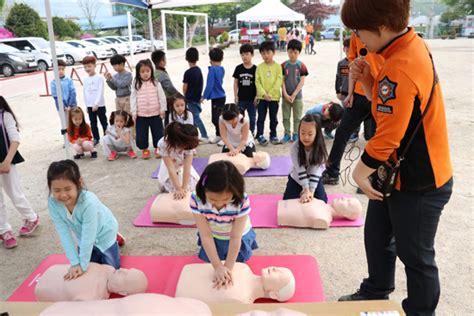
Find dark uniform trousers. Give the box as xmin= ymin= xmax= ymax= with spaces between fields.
xmin=326 ymin=93 xmax=376 ymax=177
xmin=360 ymin=178 xmax=453 ymax=316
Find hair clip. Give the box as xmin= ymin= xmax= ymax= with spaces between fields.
xmin=202 ymin=175 xmax=208 ymax=186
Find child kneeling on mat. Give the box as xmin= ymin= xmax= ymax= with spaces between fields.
xmin=102 ymin=110 xmax=137 ymax=161
xmin=283 ymin=114 xmax=328 ymax=203
xmin=191 ymin=160 xmax=258 ymax=289
xmin=219 ymin=103 xmax=256 ymax=158
xmin=157 ymin=122 xmax=200 ymax=200
xmin=47 ymin=160 xmax=120 ymax=280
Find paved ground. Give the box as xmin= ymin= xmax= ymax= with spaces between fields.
xmin=0 ymin=39 xmax=472 ymax=314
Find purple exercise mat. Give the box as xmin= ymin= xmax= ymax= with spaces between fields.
xmin=151 ymin=156 xmax=292 ymax=179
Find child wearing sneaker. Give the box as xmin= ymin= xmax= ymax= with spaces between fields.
xmin=82 ymin=56 xmax=108 ymax=146
xmin=0 ymin=96 xmax=39 ymax=249
xmin=255 ymin=41 xmax=283 ymax=145
xmin=281 ymin=39 xmax=308 ymax=144
xmin=67 ymin=107 xmax=97 ymax=159
xmin=183 ymin=47 xmax=208 ymax=143
xmin=131 ymin=59 xmax=167 ymax=159
xmin=202 ymin=48 xmax=226 ymax=145
xmin=47 ymin=160 xmax=120 ymax=278
xmin=233 ymin=44 xmax=257 ymax=137
xmin=102 ymin=110 xmax=137 ymax=161
xmin=156 ymin=122 xmax=200 ymax=199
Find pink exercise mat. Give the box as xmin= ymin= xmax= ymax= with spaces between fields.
xmin=8 ymin=254 xmax=325 ymax=303
xmin=133 ymin=194 xmax=365 ymax=228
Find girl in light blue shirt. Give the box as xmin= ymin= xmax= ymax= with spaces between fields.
xmin=47 ymin=160 xmax=119 ymax=280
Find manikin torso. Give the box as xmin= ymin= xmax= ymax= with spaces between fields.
xmin=277 ymin=197 xmax=362 ymax=229
xmin=35 ymin=263 xmax=114 ymax=301
xmin=39 ymin=293 xmax=212 ymax=316
xmin=175 ymin=263 xmax=266 ymax=304
xmin=278 ymin=199 xmax=333 ymax=229
xmin=208 ymin=152 xmax=270 ymax=175
xmin=150 ymin=192 xmax=194 ymax=224
xmin=208 ymin=153 xmax=254 ymax=174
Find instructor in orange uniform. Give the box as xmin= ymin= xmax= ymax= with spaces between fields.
xmin=338 ymin=1 xmax=453 ymax=315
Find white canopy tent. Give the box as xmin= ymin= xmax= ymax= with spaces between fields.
xmin=236 ymin=0 xmax=305 ymax=23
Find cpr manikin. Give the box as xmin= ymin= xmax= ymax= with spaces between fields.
xmin=35 ymin=263 xmax=148 ymax=301
xmin=208 ymin=151 xmax=271 ymax=174
xmin=277 ymin=197 xmax=363 ymax=229
xmin=40 ymin=293 xmax=212 ymax=316
xmin=175 ymin=263 xmax=295 ymax=304
xmin=150 ymin=192 xmax=194 ymax=224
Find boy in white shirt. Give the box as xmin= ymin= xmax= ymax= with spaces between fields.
xmin=82 ymin=56 xmax=108 ymax=146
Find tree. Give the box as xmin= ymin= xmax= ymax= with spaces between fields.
xmin=53 ymin=17 xmax=73 ymax=39
xmin=440 ymin=0 xmax=474 ymax=22
xmin=67 ymin=20 xmax=82 ymax=35
xmin=78 ymin=0 xmax=102 ymax=32
xmin=5 ymin=3 xmax=47 ymax=38
xmin=290 ymin=0 xmax=337 ymax=28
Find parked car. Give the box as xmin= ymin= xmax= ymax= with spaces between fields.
xmin=109 ymin=36 xmax=141 ymax=54
xmin=101 ymin=37 xmax=132 ymax=55
xmin=240 ymin=28 xmax=262 ymax=46
xmin=320 ymin=28 xmax=337 ymax=40
xmin=131 ymin=35 xmax=152 ymax=51
xmin=65 ymin=40 xmax=113 ymax=60
xmin=217 ymin=29 xmax=239 ymax=43
xmin=56 ymin=41 xmax=93 ymax=65
xmin=83 ymin=38 xmax=119 ymax=56
xmin=119 ymin=36 xmax=150 ymax=52
xmin=0 ymin=37 xmax=66 ymax=71
xmin=0 ymin=43 xmax=37 ymax=77
xmin=152 ymin=39 xmax=164 ymax=51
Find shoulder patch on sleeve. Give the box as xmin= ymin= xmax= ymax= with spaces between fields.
xmin=378 ymin=76 xmax=398 ymax=104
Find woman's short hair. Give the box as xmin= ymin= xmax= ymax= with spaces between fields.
xmin=341 ymin=0 xmax=410 ymax=33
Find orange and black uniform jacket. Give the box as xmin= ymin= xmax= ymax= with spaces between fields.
xmin=348 ymin=33 xmax=384 ymax=96
xmin=67 ymin=125 xmax=93 ymax=144
xmin=361 ymin=28 xmax=453 ymax=191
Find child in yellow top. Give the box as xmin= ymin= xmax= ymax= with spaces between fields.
xmin=255 ymin=41 xmax=283 ymax=146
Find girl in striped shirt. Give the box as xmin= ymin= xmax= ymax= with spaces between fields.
xmin=131 ymin=59 xmax=167 ymax=160
xmin=190 ymin=160 xmax=258 ymax=289
xmin=283 ymin=114 xmax=328 ymax=203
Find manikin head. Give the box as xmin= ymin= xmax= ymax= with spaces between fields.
xmin=107 ymin=268 xmax=148 ymax=296
xmin=261 ymin=267 xmax=295 ymax=302
xmin=252 ymin=152 xmax=271 ymax=169
xmin=332 ymin=197 xmax=362 ymax=220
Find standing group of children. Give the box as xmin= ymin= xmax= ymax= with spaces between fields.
xmin=1 ymin=39 xmax=353 ymax=291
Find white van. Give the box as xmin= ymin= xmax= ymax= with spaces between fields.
xmin=0 ymin=37 xmax=66 ymax=71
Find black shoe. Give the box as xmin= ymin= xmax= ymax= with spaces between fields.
xmin=93 ymin=139 xmax=100 ymax=146
xmin=322 ymin=171 xmax=339 ymax=185
xmin=73 ymin=154 xmax=84 ymax=160
xmin=91 ymin=152 xmax=98 ymax=159
xmin=338 ymin=289 xmax=388 ymax=302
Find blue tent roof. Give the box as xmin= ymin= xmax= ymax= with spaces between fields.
xmin=78 ymin=15 xmax=130 ymax=30
xmin=109 ymin=0 xmax=149 ymax=9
